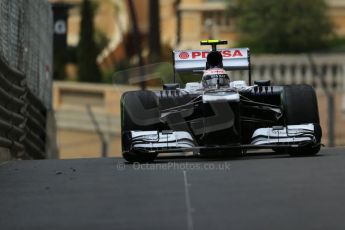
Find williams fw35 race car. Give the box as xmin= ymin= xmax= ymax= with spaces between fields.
xmin=121 ymin=40 xmax=322 ymax=162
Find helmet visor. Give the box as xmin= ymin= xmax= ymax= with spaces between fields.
xmin=202 ymin=74 xmax=230 ymax=88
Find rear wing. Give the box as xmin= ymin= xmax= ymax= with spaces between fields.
xmin=173 ymin=48 xmax=252 ymax=84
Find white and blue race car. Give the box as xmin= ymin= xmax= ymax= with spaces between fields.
xmin=121 ymin=40 xmax=322 ymax=162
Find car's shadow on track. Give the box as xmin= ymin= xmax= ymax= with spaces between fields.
xmin=124 ymin=151 xmax=325 ymax=165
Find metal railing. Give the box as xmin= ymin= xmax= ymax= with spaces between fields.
xmin=0 ymin=56 xmax=47 ymax=159
xmin=232 ymin=54 xmax=345 ymax=92
xmin=0 ymin=0 xmax=53 ymax=159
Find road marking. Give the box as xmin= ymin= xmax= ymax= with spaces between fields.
xmin=183 ymin=170 xmax=194 ymax=230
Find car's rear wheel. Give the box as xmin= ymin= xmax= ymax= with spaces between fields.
xmin=277 ymin=85 xmax=322 ymax=156
xmin=121 ymin=91 xmax=160 ymax=162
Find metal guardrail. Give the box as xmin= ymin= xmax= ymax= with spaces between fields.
xmin=0 ymin=50 xmax=47 ymax=159
xmin=0 ymin=0 xmax=53 ymax=109
xmin=0 ymin=0 xmax=53 ymax=159
xmin=0 ymin=55 xmax=25 ymax=156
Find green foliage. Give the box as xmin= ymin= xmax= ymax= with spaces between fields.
xmin=94 ymin=29 xmax=109 ymax=54
xmin=148 ymin=0 xmax=161 ymax=62
xmin=53 ymin=49 xmax=66 ymax=80
xmin=110 ymin=60 xmax=132 ymax=84
xmin=154 ymin=63 xmax=174 ymax=84
xmin=66 ymin=46 xmax=78 ymax=63
xmin=101 ymin=68 xmax=116 ymax=84
xmin=180 ymin=73 xmax=202 ymax=86
xmin=77 ymin=0 xmax=101 ymax=82
xmin=228 ymin=0 xmax=334 ymax=53
xmin=327 ymin=37 xmax=345 ymax=52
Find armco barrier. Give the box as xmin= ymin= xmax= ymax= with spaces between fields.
xmin=24 ymin=90 xmax=47 ymax=159
xmin=0 ymin=55 xmax=25 ymax=156
xmin=0 ymin=0 xmax=53 ymax=159
xmin=0 ymin=55 xmax=47 ymax=159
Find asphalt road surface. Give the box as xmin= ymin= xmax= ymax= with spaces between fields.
xmin=1 ymin=148 xmax=345 ymax=230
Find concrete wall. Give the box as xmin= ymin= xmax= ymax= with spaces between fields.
xmin=54 ymin=82 xmax=123 ymax=158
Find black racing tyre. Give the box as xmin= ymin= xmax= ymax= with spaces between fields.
xmin=278 ymin=85 xmax=322 ymax=156
xmin=121 ymin=90 xmax=160 ymax=131
xmin=121 ymin=90 xmax=160 ymax=162
xmin=283 ymin=85 xmax=319 ymax=125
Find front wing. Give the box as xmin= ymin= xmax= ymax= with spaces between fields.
xmin=128 ymin=124 xmax=319 ymax=154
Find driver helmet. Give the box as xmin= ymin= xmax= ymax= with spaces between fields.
xmin=202 ymin=68 xmax=230 ymax=89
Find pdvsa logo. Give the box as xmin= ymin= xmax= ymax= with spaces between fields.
xmin=179 ymin=52 xmax=190 ymax=59
xmin=191 ymin=50 xmax=243 ymax=59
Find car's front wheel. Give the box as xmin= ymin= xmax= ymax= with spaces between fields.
xmin=121 ymin=90 xmax=160 ymax=162
xmin=278 ymin=85 xmax=322 ymax=156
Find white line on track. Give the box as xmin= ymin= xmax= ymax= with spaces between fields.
xmin=183 ymin=170 xmax=194 ymax=230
